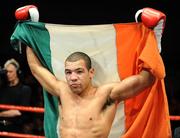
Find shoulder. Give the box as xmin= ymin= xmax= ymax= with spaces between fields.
xmin=54 ymin=80 xmax=69 ymax=96
xmin=97 ymin=83 xmax=118 ymax=92
xmin=95 ymin=83 xmax=116 ymax=96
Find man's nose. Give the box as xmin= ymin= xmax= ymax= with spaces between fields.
xmin=70 ymin=72 xmax=78 ymax=81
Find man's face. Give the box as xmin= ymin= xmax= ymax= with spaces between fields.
xmin=5 ymin=64 xmax=18 ymax=83
xmin=65 ymin=59 xmax=94 ymax=94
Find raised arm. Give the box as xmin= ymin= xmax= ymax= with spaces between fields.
xmin=109 ymin=70 xmax=155 ymax=101
xmin=26 ymin=46 xmax=63 ymax=96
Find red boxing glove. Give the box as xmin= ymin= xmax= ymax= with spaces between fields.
xmin=141 ymin=8 xmax=166 ymax=28
xmin=135 ymin=7 xmax=166 ymax=28
xmin=15 ymin=5 xmax=39 ymax=22
xmin=135 ymin=7 xmax=166 ymax=53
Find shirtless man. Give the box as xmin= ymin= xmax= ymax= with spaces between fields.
xmin=26 ymin=46 xmax=155 ymax=138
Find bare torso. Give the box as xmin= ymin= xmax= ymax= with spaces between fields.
xmin=58 ymin=86 xmax=117 ymax=138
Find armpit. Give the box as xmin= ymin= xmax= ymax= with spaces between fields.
xmin=102 ymin=96 xmax=115 ymax=110
xmin=106 ymin=96 xmax=115 ymax=106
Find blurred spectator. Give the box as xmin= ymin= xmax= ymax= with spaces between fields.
xmin=23 ymin=73 xmax=44 ymax=135
xmin=0 ymin=58 xmax=32 ymax=134
xmin=174 ymin=127 xmax=180 ymax=138
xmin=0 ymin=66 xmax=7 ymax=88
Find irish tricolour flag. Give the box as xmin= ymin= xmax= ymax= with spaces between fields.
xmin=10 ymin=21 xmax=171 ymax=138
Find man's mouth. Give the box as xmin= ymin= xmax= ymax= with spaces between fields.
xmin=70 ymin=83 xmax=79 ymax=88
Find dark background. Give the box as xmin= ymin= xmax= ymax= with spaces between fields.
xmin=0 ymin=0 xmax=179 ymax=133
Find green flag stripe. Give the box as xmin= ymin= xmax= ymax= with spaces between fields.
xmin=11 ymin=21 xmax=59 ymax=138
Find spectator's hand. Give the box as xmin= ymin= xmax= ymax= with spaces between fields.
xmin=0 ymin=109 xmax=21 ymax=117
xmin=8 ymin=109 xmax=22 ymax=116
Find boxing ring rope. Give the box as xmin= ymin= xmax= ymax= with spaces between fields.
xmin=0 ymin=104 xmax=44 ymax=113
xmin=0 ymin=104 xmax=179 ymax=120
xmin=0 ymin=104 xmax=44 ymax=138
xmin=0 ymin=132 xmax=45 ymax=138
xmin=170 ymin=115 xmax=180 ymax=121
xmin=0 ymin=104 xmax=179 ymax=137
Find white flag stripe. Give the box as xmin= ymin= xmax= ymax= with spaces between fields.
xmin=46 ymin=23 xmax=121 ymax=85
xmin=45 ymin=23 xmax=125 ymax=137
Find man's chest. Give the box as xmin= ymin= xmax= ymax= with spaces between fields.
xmin=59 ymin=96 xmax=116 ymax=123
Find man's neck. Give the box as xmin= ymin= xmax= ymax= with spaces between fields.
xmin=80 ymin=86 xmax=97 ymax=98
xmin=9 ymin=78 xmax=19 ymax=86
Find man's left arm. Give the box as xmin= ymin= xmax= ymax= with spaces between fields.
xmin=109 ymin=69 xmax=155 ymax=101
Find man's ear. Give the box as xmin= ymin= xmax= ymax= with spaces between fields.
xmin=89 ymin=68 xmax=95 ymax=79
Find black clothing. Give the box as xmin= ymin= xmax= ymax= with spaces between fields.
xmin=0 ymin=82 xmax=32 ymax=133
xmin=174 ymin=127 xmax=180 ymax=138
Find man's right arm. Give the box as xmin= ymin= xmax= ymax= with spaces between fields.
xmin=26 ymin=46 xmax=63 ymax=96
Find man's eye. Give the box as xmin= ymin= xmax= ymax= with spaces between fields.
xmin=65 ymin=71 xmax=71 ymax=75
xmin=77 ymin=70 xmax=83 ymax=74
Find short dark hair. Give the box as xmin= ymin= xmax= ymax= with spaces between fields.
xmin=65 ymin=52 xmax=92 ymax=70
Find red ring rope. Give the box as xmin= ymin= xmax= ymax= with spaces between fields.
xmin=0 ymin=104 xmax=44 ymax=113
xmin=0 ymin=104 xmax=180 ymax=120
xmin=0 ymin=104 xmax=44 ymax=137
xmin=0 ymin=131 xmax=45 ymax=138
xmin=170 ymin=115 xmax=180 ymax=121
xmin=0 ymin=104 xmax=179 ymax=137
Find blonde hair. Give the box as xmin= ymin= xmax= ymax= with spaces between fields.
xmin=4 ymin=58 xmax=20 ymax=71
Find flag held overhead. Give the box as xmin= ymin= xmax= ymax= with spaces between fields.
xmin=11 ymin=5 xmax=171 ymax=138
